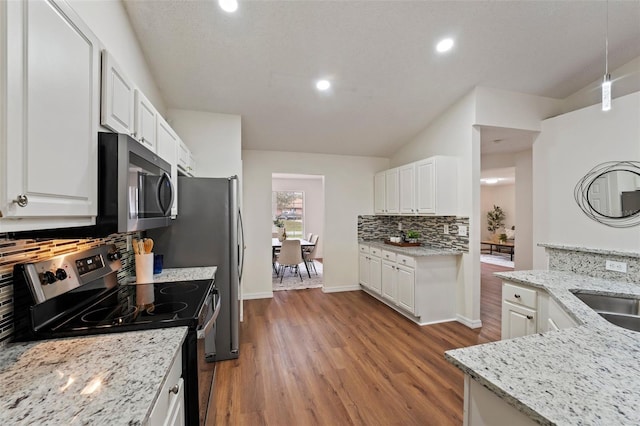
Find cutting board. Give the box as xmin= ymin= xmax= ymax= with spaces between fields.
xmin=383 ymin=240 xmax=421 ymax=247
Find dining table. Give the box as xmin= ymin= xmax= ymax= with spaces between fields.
xmin=272 ymin=238 xmax=315 ymax=278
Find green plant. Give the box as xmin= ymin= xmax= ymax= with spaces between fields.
xmin=406 ymin=230 xmax=421 ymax=239
xmin=487 ymin=205 xmax=506 ymax=233
xmin=273 ymin=218 xmax=284 ymax=228
xmin=499 ymin=233 xmax=508 ymax=242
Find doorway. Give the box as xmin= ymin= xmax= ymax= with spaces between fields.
xmin=271 ymin=173 xmax=325 ymax=291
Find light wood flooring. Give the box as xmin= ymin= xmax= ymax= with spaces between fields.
xmin=208 ymin=262 xmax=511 ymax=425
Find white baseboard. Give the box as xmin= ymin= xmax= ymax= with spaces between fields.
xmin=456 ymin=314 xmax=483 ymax=329
xmin=418 ymin=317 xmax=459 ymax=326
xmin=242 ymin=291 xmax=274 ymax=300
xmin=322 ymin=284 xmax=361 ymax=293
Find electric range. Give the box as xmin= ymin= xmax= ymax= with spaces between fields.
xmin=12 ymin=244 xmax=219 ymax=425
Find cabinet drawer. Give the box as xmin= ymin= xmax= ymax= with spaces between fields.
xmin=370 ymin=247 xmax=381 ymax=257
xmin=381 ymin=250 xmax=397 ymax=262
xmin=359 ymin=244 xmax=370 ymax=254
xmin=396 ymin=254 xmax=415 ymax=268
xmin=503 ymin=283 xmax=537 ymax=308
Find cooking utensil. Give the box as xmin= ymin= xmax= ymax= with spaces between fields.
xmin=144 ymin=238 xmax=154 ymax=254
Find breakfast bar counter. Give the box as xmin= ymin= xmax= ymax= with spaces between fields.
xmin=445 ymin=270 xmax=640 ymax=425
xmin=359 ymin=239 xmax=462 ymax=257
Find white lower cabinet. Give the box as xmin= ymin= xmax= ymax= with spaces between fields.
xmin=546 ymin=296 xmax=578 ymax=331
xmin=148 ymin=350 xmax=184 ymax=425
xmin=464 ymin=375 xmax=538 ymax=426
xmin=501 ymin=282 xmax=538 ymax=339
xmin=359 ymin=244 xmax=457 ymax=325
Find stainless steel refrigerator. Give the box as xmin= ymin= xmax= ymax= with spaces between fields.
xmin=149 ymin=176 xmax=244 ymax=361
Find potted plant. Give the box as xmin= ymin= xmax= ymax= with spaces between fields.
xmin=487 ymin=205 xmax=506 ymax=237
xmin=499 ymin=233 xmax=508 ymax=243
xmin=273 ymin=218 xmax=286 ymax=241
xmin=406 ymin=230 xmax=421 ymax=243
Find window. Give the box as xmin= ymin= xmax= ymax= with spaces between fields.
xmin=272 ymin=191 xmax=304 ymax=238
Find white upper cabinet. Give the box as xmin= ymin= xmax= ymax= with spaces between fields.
xmin=177 ymin=139 xmax=195 ymax=177
xmin=134 ymin=89 xmax=157 ymax=152
xmin=374 ymin=171 xmax=386 ymax=214
xmin=1 ymin=0 xmax=100 ymax=231
xmin=374 ymin=156 xmax=457 ymax=216
xmin=398 ymin=163 xmax=416 ymax=214
xmin=100 ymin=50 xmax=134 ymax=136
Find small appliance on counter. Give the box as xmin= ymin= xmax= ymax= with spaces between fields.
xmin=149 ymin=176 xmax=244 ymax=362
xmin=12 ymin=244 xmax=218 ymax=425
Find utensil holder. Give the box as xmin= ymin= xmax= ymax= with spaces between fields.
xmin=135 ymin=253 xmax=154 ymax=284
xmin=136 ymin=283 xmax=155 ymax=307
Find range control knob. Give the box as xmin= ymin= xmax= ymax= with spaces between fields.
xmin=55 ymin=268 xmax=68 ymax=281
xmin=43 ymin=271 xmax=57 ymax=284
xmin=107 ymin=251 xmax=121 ymax=261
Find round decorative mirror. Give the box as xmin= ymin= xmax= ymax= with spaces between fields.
xmin=575 ymin=161 xmax=640 ymax=227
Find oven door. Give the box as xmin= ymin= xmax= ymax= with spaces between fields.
xmin=195 ymin=288 xmax=220 ymax=424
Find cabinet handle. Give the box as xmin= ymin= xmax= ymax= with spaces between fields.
xmin=13 ymin=194 xmax=28 ymax=207
xmin=526 ymin=315 xmax=533 ymax=320
xmin=169 ymin=384 xmax=180 ymax=394
xmin=514 ymin=294 xmax=521 ymax=298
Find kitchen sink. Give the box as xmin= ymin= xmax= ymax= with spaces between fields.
xmin=599 ymin=313 xmax=640 ymax=332
xmin=571 ymin=291 xmax=640 ymax=315
xmin=571 ymin=291 xmax=640 ymax=332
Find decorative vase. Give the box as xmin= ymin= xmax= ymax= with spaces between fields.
xmin=277 ymin=227 xmax=287 ymax=242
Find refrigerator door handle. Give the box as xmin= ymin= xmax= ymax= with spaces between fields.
xmin=238 ymin=209 xmax=245 ymax=282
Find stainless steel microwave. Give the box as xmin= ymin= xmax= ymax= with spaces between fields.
xmin=98 ymin=132 xmax=174 ymax=233
xmin=10 ymin=133 xmax=174 ymax=239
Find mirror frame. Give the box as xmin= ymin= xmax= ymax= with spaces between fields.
xmin=574 ymin=161 xmax=640 ymax=228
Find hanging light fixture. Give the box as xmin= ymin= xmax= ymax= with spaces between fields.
xmin=602 ymin=0 xmax=612 ymax=111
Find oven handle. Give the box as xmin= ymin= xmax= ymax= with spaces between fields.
xmin=197 ymin=289 xmax=221 ymax=340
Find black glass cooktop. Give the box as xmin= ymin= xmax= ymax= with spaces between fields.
xmin=48 ymin=279 xmax=214 ymax=334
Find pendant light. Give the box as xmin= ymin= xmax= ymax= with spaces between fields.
xmin=602 ymin=0 xmax=611 ymax=111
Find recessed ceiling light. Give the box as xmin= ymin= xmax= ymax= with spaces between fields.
xmin=315 ymin=79 xmax=331 ymax=91
xmin=436 ymin=38 xmax=454 ymax=53
xmin=218 ymin=0 xmax=238 ymax=13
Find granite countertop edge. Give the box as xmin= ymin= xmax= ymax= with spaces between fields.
xmin=538 ymin=243 xmax=640 ymax=259
xmin=0 ymin=327 xmax=188 ymax=424
xmin=445 ymin=270 xmax=640 ymax=425
xmin=358 ymin=239 xmax=463 ymax=257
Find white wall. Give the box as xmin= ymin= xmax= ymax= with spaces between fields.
xmin=514 ymin=150 xmax=533 ymax=270
xmin=167 ymin=109 xmax=242 ymax=179
xmin=242 ymin=150 xmax=388 ymax=299
xmin=533 ymin=91 xmax=640 ymax=268
xmin=272 ymin=177 xmax=325 ymax=258
xmin=68 ymin=0 xmax=166 ymax=113
xmin=481 ymin=184 xmax=515 ymax=241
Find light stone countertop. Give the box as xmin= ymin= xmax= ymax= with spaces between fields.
xmin=445 ymin=270 xmax=640 ymax=425
xmin=152 ymin=266 xmax=217 ymax=282
xmin=0 ymin=327 xmax=187 ymax=425
xmin=539 ymin=243 xmax=640 ymax=259
xmin=359 ymin=240 xmax=462 ymax=257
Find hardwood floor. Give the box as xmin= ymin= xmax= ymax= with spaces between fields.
xmin=209 ymin=263 xmax=511 ymax=426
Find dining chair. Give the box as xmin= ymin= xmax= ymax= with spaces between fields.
xmin=306 ymin=233 xmax=314 ymax=241
xmin=277 ymin=239 xmax=303 ymax=282
xmin=303 ymin=235 xmax=319 ymax=275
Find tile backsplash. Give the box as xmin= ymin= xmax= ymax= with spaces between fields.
xmin=0 ymin=232 xmax=138 ymax=345
xmin=358 ymin=215 xmax=469 ymax=252
xmin=543 ymin=244 xmax=640 ymax=284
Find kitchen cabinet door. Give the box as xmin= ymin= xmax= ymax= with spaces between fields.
xmin=374 ymin=171 xmax=386 ymax=214
xmin=385 ymin=168 xmax=399 ymax=214
xmin=369 ymin=255 xmax=382 ymax=295
xmin=546 ymin=297 xmax=578 ymax=331
xmin=397 ymin=265 xmax=415 ymax=313
xmin=359 ymin=253 xmax=371 ymax=289
xmin=399 ymin=163 xmax=416 ymax=214
xmin=101 ymin=50 xmax=135 ymax=135
xmin=1 ymin=0 xmax=99 ymax=231
xmin=501 ymin=301 xmax=536 ymax=339
xmin=177 ymin=139 xmax=195 ymax=176
xmin=134 ymin=89 xmax=157 ymax=152
xmin=381 ymin=260 xmax=397 ymax=302
xmin=415 ymin=158 xmax=435 ymax=214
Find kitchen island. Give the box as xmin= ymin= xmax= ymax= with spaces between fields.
xmin=0 ymin=327 xmax=187 ymax=425
xmin=446 ymin=270 xmax=640 ymax=425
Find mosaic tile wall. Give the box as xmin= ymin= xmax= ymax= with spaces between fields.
xmin=547 ymin=247 xmax=640 ymax=284
xmin=358 ymin=215 xmax=470 ymax=252
xmin=0 ymin=232 xmax=139 ymax=344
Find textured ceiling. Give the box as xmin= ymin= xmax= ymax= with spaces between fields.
xmin=123 ymin=0 xmax=640 ymax=158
